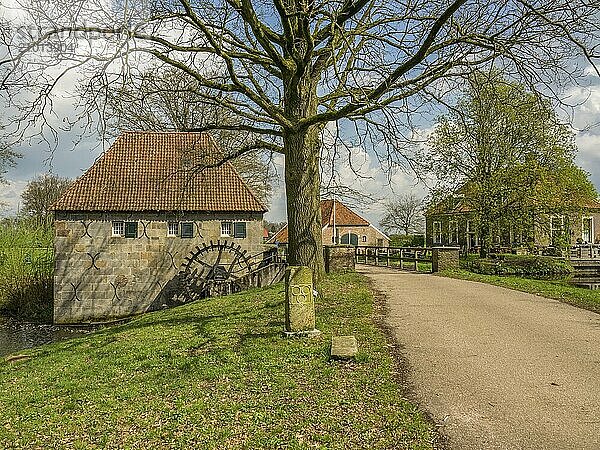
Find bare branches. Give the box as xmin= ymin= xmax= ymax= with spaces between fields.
xmin=0 ymin=0 xmax=598 ymax=183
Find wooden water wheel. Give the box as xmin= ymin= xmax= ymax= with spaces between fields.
xmin=180 ymin=240 xmax=253 ymax=300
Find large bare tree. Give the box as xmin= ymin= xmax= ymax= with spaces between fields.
xmin=101 ymin=67 xmax=277 ymax=204
xmin=1 ymin=0 xmax=598 ymax=279
xmin=380 ymin=194 xmax=425 ymax=236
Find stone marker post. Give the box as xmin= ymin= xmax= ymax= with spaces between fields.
xmin=284 ymin=266 xmax=320 ymax=337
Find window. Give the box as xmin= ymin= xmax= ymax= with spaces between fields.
xmin=112 ymin=221 xmax=124 ymax=237
xmin=341 ymin=233 xmax=359 ymax=246
xmin=181 ymin=222 xmax=194 ymax=238
xmin=233 ymin=222 xmax=247 ymax=238
xmin=362 ymin=235 xmax=367 ymax=243
xmin=433 ymin=221 xmax=442 ymax=244
xmin=449 ymin=221 xmax=458 ymax=244
xmin=550 ymin=215 xmax=564 ymax=245
xmin=167 ymin=221 xmax=179 ymax=237
xmin=124 ymin=222 xmax=138 ymax=238
xmin=582 ymin=217 xmax=593 ymax=243
xmin=221 ymin=221 xmax=232 ymax=237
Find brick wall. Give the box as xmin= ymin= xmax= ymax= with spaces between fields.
xmin=54 ymin=211 xmax=264 ymax=323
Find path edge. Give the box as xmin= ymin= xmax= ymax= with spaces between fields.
xmin=367 ymin=275 xmax=450 ymax=450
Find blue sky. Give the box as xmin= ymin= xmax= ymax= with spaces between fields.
xmin=1 ymin=3 xmax=599 ymax=227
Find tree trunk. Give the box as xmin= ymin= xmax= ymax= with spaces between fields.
xmin=284 ymin=126 xmax=324 ymax=281
xmin=283 ymin=63 xmax=324 ymax=281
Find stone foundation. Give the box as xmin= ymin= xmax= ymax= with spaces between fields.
xmin=324 ymin=246 xmax=356 ymax=273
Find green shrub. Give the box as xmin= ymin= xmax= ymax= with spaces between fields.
xmin=462 ymin=254 xmax=573 ymax=277
xmin=0 ymin=272 xmax=54 ymax=322
xmin=390 ymin=233 xmax=425 ymax=247
xmin=0 ymin=220 xmax=54 ymax=322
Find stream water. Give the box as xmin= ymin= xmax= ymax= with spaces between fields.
xmin=0 ymin=316 xmax=94 ymax=358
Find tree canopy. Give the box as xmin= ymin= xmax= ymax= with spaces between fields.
xmin=21 ymin=174 xmax=71 ymax=225
xmin=101 ymin=68 xmax=277 ymax=204
xmin=1 ymin=0 xmax=599 ymax=277
xmin=425 ymin=71 xmax=597 ymax=256
xmin=380 ymin=194 xmax=425 ymax=236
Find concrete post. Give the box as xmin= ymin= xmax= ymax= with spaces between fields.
xmin=284 ymin=266 xmax=320 ymax=337
xmin=431 ymin=247 xmax=460 ymax=272
xmin=324 ymin=246 xmax=355 ymax=273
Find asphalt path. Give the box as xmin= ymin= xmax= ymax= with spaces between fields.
xmin=359 ymin=265 xmax=600 ymax=449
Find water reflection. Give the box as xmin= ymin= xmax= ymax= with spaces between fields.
xmin=0 ymin=317 xmax=94 ymax=358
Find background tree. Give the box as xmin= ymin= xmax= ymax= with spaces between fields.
xmin=380 ymin=194 xmax=425 ymax=236
xmin=21 ymin=174 xmax=71 ymax=226
xmin=0 ymin=132 xmax=17 ymax=185
xmin=424 ymin=71 xmax=597 ymax=257
xmin=1 ymin=0 xmax=599 ymax=279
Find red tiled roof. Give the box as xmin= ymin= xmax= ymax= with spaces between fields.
xmin=267 ymin=199 xmax=370 ymax=244
xmin=321 ymin=199 xmax=370 ymax=226
xmin=269 ymin=225 xmax=289 ymax=244
xmin=52 ymin=131 xmax=267 ymax=213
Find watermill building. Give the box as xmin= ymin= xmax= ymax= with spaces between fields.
xmin=51 ymin=131 xmax=267 ymax=324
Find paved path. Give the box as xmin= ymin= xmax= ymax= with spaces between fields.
xmin=359 ymin=265 xmax=600 ymax=450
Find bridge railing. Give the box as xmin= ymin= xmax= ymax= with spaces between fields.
xmin=569 ymin=245 xmax=600 ymax=260
xmin=355 ymin=246 xmax=433 ymax=272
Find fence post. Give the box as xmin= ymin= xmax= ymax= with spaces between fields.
xmin=431 ymin=247 xmax=460 ymax=272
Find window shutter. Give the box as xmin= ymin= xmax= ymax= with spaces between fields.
xmin=181 ymin=222 xmax=194 ymax=238
xmin=234 ymin=222 xmax=247 ymax=238
xmin=125 ymin=222 xmax=138 ymax=238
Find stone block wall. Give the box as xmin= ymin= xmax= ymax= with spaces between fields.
xmin=54 ymin=211 xmax=264 ymax=323
xmin=431 ymin=247 xmax=460 ymax=272
xmin=324 ymin=246 xmax=355 ymax=273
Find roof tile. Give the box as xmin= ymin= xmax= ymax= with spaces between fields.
xmin=52 ymin=131 xmax=267 ymax=213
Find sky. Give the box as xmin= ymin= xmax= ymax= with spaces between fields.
xmin=1 ymin=75 xmax=600 ymax=227
xmin=1 ymin=3 xmax=599 ymax=227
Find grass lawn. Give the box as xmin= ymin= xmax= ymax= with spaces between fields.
xmin=0 ymin=272 xmax=439 ymax=449
xmin=439 ymin=269 xmax=600 ymax=314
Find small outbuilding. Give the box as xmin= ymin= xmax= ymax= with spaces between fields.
xmin=269 ymin=199 xmax=389 ymax=247
xmin=52 ymin=131 xmax=267 ymax=323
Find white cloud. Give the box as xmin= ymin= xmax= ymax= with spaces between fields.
xmin=0 ymin=179 xmax=27 ymax=215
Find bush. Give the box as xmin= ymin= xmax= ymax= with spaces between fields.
xmin=462 ymin=254 xmax=573 ymax=277
xmin=390 ymin=234 xmax=425 ymax=247
xmin=0 ymin=220 xmax=54 ymax=322
xmin=0 ymin=273 xmax=54 ymax=323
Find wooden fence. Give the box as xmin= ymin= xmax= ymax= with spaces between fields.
xmin=355 ymin=246 xmax=433 ymax=272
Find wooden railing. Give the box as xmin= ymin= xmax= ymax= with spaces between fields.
xmin=355 ymin=246 xmax=433 ymax=272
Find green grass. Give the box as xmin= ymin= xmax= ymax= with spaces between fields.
xmin=0 ymin=273 xmax=438 ymax=449
xmin=439 ymin=269 xmax=600 ymax=314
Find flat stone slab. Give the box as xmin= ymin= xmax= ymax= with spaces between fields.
xmin=331 ymin=335 xmax=358 ymax=359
